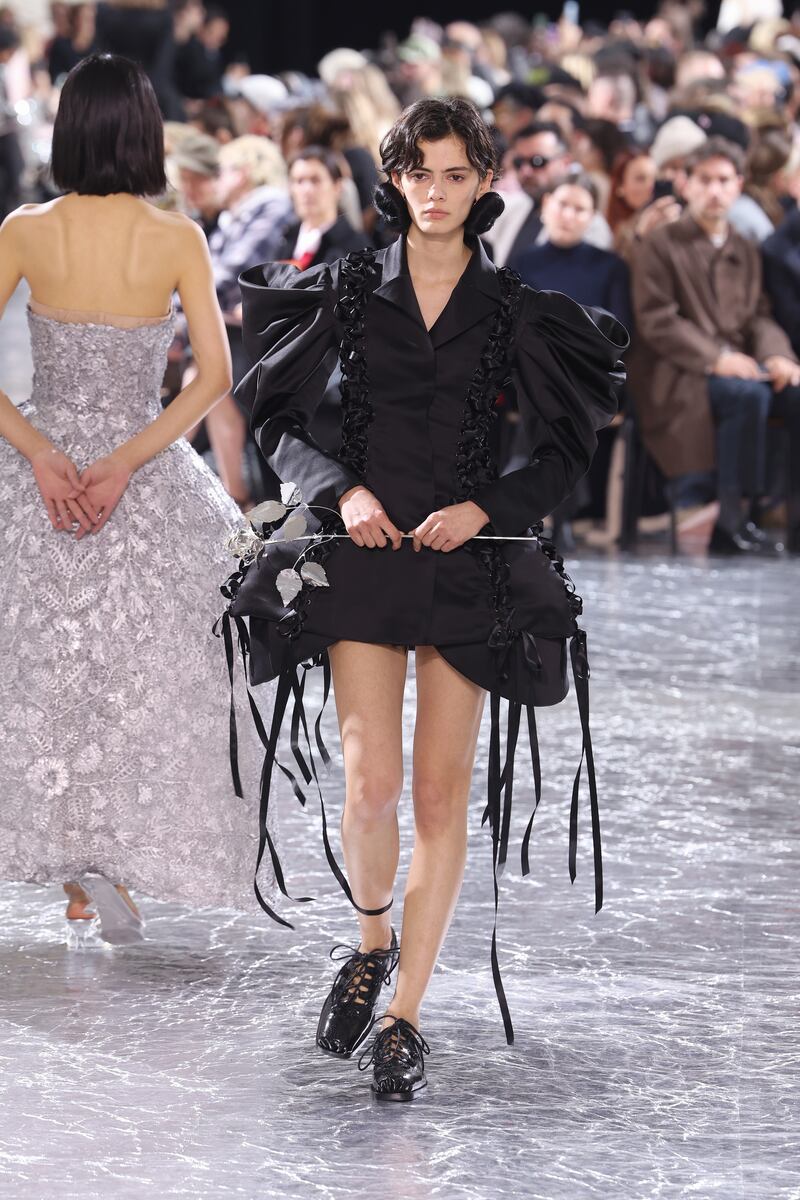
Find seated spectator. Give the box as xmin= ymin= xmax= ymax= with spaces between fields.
xmin=170 ymin=128 xmax=221 ymax=236
xmin=485 ymin=121 xmax=613 ymax=266
xmin=572 ymin=116 xmax=630 ymax=210
xmin=277 ymin=147 xmax=368 ymax=268
xmin=205 ymin=135 xmax=293 ymax=505
xmin=510 ymin=173 xmax=632 ymax=329
xmin=612 ymin=114 xmax=704 ymax=261
xmin=729 ymin=129 xmax=793 ymax=244
xmin=762 ymin=211 xmax=800 ymax=551
xmin=763 ymin=209 xmax=800 ymax=359
xmin=227 ymin=74 xmax=289 ymax=138
xmin=279 ymin=105 xmax=378 ymax=233
xmin=189 ymin=99 xmax=236 ymax=144
xmin=210 ymin=135 xmax=292 ymax=314
xmin=509 ymin=174 xmax=631 ymax=543
xmin=607 ymin=149 xmax=657 ymax=238
xmin=490 ymin=81 xmax=544 ymax=146
xmin=629 ymin=136 xmax=800 ymax=553
xmin=586 ymin=72 xmax=637 ymax=135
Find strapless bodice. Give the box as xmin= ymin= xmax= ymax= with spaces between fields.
xmin=24 ymin=305 xmax=177 ymax=460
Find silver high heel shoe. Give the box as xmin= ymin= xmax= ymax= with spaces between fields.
xmin=79 ymin=873 xmax=145 ymax=945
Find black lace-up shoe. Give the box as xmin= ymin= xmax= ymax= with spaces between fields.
xmin=358 ymin=1015 xmax=430 ymax=1102
xmin=316 ymin=930 xmax=399 ymax=1058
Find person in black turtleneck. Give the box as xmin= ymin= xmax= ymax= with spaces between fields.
xmin=509 ymin=174 xmax=631 ymax=541
xmin=510 ymin=173 xmax=632 ymax=329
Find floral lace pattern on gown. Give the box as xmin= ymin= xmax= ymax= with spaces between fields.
xmin=0 ymin=305 xmax=271 ymax=910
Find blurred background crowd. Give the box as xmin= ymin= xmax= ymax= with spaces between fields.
xmin=2 ymin=0 xmax=800 ymax=553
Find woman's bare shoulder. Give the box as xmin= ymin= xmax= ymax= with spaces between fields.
xmin=0 ymin=198 xmax=63 ymax=235
xmin=136 ymin=202 xmax=207 ymax=259
xmin=138 ymin=201 xmax=203 ymax=236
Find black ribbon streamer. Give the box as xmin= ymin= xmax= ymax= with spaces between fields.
xmin=214 ymin=612 xmax=391 ymax=926
xmin=569 ymin=630 xmax=603 ymax=914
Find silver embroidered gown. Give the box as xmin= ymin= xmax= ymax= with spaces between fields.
xmin=0 ymin=302 xmax=269 ymax=910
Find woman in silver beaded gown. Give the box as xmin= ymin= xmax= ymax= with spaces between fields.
xmin=0 ymin=55 xmax=266 ymax=941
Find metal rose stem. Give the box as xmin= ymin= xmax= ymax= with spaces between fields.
xmin=284 ymin=534 xmax=540 ymax=541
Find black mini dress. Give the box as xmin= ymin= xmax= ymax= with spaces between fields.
xmin=218 ymin=234 xmax=628 ymax=1041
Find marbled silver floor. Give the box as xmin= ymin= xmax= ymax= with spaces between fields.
xmin=2 ymin=288 xmax=800 ymax=1199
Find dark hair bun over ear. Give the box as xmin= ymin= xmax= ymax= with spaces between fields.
xmin=374 ymin=181 xmax=505 ymax=236
xmin=373 ymin=181 xmax=411 ymax=232
xmin=464 ymin=191 xmax=505 ymax=235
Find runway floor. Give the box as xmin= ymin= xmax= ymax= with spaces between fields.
xmin=2 ymin=290 xmax=800 ymax=1198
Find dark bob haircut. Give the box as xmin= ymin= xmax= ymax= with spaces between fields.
xmin=380 ymin=97 xmax=499 ymax=180
xmin=51 ymin=54 xmax=167 ymax=197
xmin=288 ymin=146 xmax=344 ymax=182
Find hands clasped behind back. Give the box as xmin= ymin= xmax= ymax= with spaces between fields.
xmin=31 ymin=446 xmax=131 ymax=539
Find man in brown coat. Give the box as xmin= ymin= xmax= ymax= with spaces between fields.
xmin=630 ymin=136 xmax=800 ymax=552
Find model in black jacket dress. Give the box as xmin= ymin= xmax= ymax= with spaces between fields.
xmin=218 ymin=101 xmax=628 ymax=1098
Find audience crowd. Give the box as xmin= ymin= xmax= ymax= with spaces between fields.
xmin=2 ymin=0 xmax=800 ymax=552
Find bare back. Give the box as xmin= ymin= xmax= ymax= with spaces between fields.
xmin=7 ymin=193 xmax=198 ymax=318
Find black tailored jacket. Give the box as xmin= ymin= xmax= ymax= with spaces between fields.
xmin=762 ymin=209 xmax=800 ymax=358
xmin=233 ymin=235 xmax=628 ymax=702
xmin=274 ymin=214 xmax=370 ymax=268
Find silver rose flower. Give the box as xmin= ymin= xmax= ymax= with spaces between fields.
xmin=226 ymin=525 xmax=265 ymax=562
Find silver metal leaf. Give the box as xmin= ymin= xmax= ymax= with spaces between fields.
xmin=300 ymin=562 xmax=329 ymax=588
xmin=276 ymin=568 xmax=303 ymax=605
xmin=280 ymin=481 xmax=302 ymax=506
xmin=248 ymin=500 xmax=286 ymax=525
xmin=280 ymin=510 xmax=308 ymax=540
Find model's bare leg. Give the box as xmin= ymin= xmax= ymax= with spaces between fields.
xmin=387 ymin=646 xmax=485 ymax=1028
xmin=329 ymin=640 xmax=408 ymax=952
xmin=204 ymin=392 xmax=248 ymax=504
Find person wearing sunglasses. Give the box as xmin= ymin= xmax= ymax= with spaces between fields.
xmin=485 ymin=121 xmax=613 ymax=266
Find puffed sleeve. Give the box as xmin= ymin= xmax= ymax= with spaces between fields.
xmin=235 ymin=260 xmax=361 ymax=512
xmin=473 ymin=287 xmax=629 ymax=535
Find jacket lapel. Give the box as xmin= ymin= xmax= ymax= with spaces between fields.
xmin=372 ymin=234 xmax=502 ymax=347
xmin=430 ymin=237 xmax=501 ymax=349
xmin=372 ymin=236 xmax=424 ymax=331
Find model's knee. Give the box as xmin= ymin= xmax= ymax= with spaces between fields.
xmin=412 ymin=776 xmax=468 ymax=838
xmin=344 ymin=773 xmax=402 ymax=828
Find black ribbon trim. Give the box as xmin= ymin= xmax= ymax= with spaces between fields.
xmin=569 ymin=631 xmax=603 ymax=914
xmin=521 ymin=705 xmax=542 ymax=877
xmin=485 ymin=691 xmax=515 ymax=1046
xmin=214 ymin=613 xmax=244 ymax=800
xmin=218 ymin=615 xmax=392 ymax=926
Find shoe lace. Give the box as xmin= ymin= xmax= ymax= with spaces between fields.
xmin=356 ymin=1015 xmax=431 ymax=1072
xmin=328 ymin=940 xmax=398 ymax=1009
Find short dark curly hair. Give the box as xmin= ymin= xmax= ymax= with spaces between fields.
xmin=380 ymin=97 xmax=499 ymax=180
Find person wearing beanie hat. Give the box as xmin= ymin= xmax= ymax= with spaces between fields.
xmin=650 ymin=115 xmax=708 ymax=171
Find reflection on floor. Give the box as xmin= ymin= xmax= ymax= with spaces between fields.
xmin=1 ymin=555 xmax=798 ymax=1200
